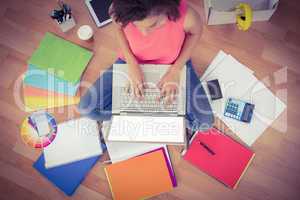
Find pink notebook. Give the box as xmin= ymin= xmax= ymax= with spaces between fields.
xmin=183 ymin=128 xmax=255 ymax=189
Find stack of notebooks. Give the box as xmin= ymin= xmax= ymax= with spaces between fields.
xmin=33 ymin=117 xmax=103 ymax=196
xmin=102 ymin=121 xmax=177 ymax=199
xmin=23 ymin=32 xmax=93 ymax=112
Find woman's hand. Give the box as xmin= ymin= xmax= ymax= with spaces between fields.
xmin=157 ymin=65 xmax=181 ymax=104
xmin=127 ymin=62 xmax=145 ymax=100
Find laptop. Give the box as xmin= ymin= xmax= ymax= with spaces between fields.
xmin=107 ymin=64 xmax=186 ymax=144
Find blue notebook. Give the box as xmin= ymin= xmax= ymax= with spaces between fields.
xmin=33 ymin=153 xmax=100 ymax=196
xmin=24 ymin=64 xmax=79 ymax=96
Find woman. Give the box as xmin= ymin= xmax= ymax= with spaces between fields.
xmin=78 ymin=0 xmax=214 ymax=131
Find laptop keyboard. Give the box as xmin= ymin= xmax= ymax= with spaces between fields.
xmin=120 ymin=87 xmax=178 ymax=113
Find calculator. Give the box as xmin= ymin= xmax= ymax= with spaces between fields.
xmin=224 ymin=98 xmax=255 ymax=123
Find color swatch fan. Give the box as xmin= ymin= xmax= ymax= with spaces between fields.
xmin=20 ymin=112 xmax=57 ymax=148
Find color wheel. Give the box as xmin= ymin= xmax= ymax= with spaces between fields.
xmin=20 ymin=113 xmax=57 ymax=148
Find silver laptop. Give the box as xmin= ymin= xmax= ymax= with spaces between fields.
xmin=107 ymin=64 xmax=186 ymax=144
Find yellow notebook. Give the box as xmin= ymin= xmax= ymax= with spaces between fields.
xmin=105 ymin=149 xmax=173 ymax=200
xmin=24 ymin=95 xmax=80 ymax=112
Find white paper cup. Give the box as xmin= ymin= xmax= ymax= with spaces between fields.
xmin=77 ymin=25 xmax=94 ymax=41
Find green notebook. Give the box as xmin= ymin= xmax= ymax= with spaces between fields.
xmin=28 ymin=32 xmax=93 ymax=83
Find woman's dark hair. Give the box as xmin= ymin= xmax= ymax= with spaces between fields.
xmin=110 ymin=0 xmax=181 ymax=26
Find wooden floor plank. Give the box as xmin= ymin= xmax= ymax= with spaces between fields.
xmin=0 ymin=160 xmax=67 ymax=200
xmin=0 ymin=53 xmax=27 ymax=89
xmin=0 ymin=177 xmax=41 ymax=200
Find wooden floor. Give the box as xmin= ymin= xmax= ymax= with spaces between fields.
xmin=0 ymin=0 xmax=300 ymax=199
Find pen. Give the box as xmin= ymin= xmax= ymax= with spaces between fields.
xmin=50 ymin=9 xmax=64 ymax=24
xmin=199 ymin=141 xmax=215 ymax=155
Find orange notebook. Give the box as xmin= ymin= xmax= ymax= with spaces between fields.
xmin=104 ymin=149 xmax=174 ymax=200
xmin=23 ymin=85 xmax=80 ymax=111
xmin=23 ymin=85 xmax=77 ymax=98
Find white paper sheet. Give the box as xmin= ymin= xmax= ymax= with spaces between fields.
xmin=200 ymin=50 xmax=254 ymax=82
xmin=43 ymin=117 xmax=103 ymax=168
xmin=218 ymin=81 xmax=286 ymax=146
xmin=201 ymin=52 xmax=286 ymax=146
xmin=200 ymin=50 xmax=228 ymax=81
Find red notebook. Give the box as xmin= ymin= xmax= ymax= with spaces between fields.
xmin=183 ymin=128 xmax=255 ymax=189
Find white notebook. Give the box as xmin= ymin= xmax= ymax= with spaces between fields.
xmin=107 ymin=115 xmax=185 ymax=144
xmin=43 ymin=117 xmax=103 ymax=168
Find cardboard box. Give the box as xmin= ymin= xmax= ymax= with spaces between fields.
xmin=204 ymin=0 xmax=279 ymax=25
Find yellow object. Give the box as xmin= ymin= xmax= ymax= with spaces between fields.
xmin=236 ymin=3 xmax=253 ymax=31
xmin=24 ymin=95 xmax=80 ymax=112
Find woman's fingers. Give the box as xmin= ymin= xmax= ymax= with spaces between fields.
xmin=129 ymin=82 xmax=144 ymax=100
xmin=158 ymin=86 xmax=166 ymax=101
xmin=137 ymin=84 xmax=144 ymax=99
xmin=157 ymin=76 xmax=165 ymax=90
xmin=165 ymin=88 xmax=174 ymax=104
xmin=169 ymin=88 xmax=177 ymax=103
xmin=129 ymin=80 xmax=179 ymax=104
xmin=162 ymin=86 xmax=177 ymax=104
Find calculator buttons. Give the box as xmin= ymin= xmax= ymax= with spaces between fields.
xmin=225 ymin=99 xmax=243 ymax=121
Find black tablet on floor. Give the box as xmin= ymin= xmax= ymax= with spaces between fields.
xmin=85 ymin=0 xmax=113 ymax=27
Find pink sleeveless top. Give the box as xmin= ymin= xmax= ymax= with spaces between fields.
xmin=118 ymin=0 xmax=187 ymax=64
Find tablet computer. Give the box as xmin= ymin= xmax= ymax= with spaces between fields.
xmin=85 ymin=0 xmax=113 ymax=27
